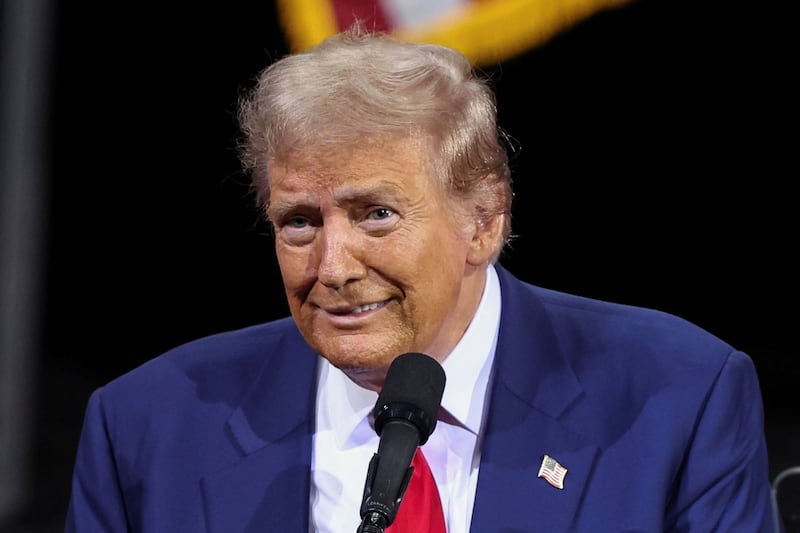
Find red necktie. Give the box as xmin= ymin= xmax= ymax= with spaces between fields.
xmin=386 ymin=448 xmax=446 ymax=532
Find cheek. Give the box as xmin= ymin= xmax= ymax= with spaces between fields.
xmin=422 ymin=221 xmax=472 ymax=271
xmin=275 ymin=244 xmax=314 ymax=299
xmin=389 ymin=227 xmax=470 ymax=300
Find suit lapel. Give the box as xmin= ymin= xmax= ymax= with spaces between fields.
xmin=470 ymin=267 xmax=600 ymax=531
xmin=200 ymin=328 xmax=319 ymax=533
xmin=471 ymin=384 xmax=600 ymax=531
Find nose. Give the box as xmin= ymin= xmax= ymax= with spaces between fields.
xmin=316 ymin=217 xmax=366 ymax=289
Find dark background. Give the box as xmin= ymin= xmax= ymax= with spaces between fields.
xmin=10 ymin=0 xmax=800 ymax=530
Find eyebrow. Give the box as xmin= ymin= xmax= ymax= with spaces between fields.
xmin=266 ymin=200 xmax=309 ymax=222
xmin=333 ymin=181 xmax=409 ymax=205
xmin=268 ymin=181 xmax=410 ymax=219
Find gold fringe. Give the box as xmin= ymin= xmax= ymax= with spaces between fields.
xmin=276 ymin=0 xmax=339 ymax=53
xmin=276 ymin=0 xmax=636 ymax=65
xmin=394 ymin=0 xmax=636 ymax=66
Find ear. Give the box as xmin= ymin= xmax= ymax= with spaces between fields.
xmin=466 ymin=213 xmax=505 ymax=266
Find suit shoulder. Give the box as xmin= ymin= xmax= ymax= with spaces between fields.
xmin=540 ymin=284 xmax=731 ymax=359
xmin=498 ymin=266 xmax=736 ymax=369
xmin=96 ymin=317 xmax=304 ymax=410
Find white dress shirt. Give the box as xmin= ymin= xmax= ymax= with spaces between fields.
xmin=310 ymin=264 xmax=501 ymax=532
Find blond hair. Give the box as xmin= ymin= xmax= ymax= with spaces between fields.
xmin=238 ymin=24 xmax=513 ymax=259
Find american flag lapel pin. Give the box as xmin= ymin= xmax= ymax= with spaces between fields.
xmin=538 ymin=454 xmax=568 ymax=489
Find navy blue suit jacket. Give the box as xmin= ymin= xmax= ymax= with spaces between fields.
xmin=66 ymin=265 xmax=774 ymax=531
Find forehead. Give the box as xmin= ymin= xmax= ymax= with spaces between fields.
xmin=268 ymin=135 xmax=436 ymax=193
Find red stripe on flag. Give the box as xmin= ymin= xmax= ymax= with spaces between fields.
xmin=331 ymin=0 xmax=392 ymax=32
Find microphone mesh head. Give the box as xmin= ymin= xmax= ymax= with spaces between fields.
xmin=373 ymin=353 xmax=446 ymax=444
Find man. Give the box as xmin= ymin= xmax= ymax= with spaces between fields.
xmin=66 ymin=26 xmax=775 ymax=532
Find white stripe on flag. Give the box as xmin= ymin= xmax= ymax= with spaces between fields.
xmin=381 ymin=0 xmax=467 ymax=29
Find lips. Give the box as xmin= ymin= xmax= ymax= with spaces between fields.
xmin=324 ymin=299 xmax=391 ymax=316
xmin=351 ymin=300 xmax=390 ymax=314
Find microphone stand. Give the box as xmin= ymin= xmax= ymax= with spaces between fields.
xmin=356 ymin=449 xmax=415 ymax=533
xmin=356 ymin=421 xmax=419 ymax=533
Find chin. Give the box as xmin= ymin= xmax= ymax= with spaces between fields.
xmin=338 ymin=363 xmax=393 ymax=392
xmin=318 ymin=340 xmax=401 ymax=370
xmin=323 ymin=350 xmax=393 ymax=371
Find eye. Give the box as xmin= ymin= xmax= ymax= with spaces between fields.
xmin=275 ymin=214 xmax=317 ymax=246
xmin=286 ymin=216 xmax=310 ymax=229
xmin=367 ymin=207 xmax=394 ymax=221
xmin=360 ymin=206 xmax=398 ymax=234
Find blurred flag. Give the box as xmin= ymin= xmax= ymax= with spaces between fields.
xmin=276 ymin=0 xmax=635 ymax=66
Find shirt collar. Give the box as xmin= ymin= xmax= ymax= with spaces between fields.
xmin=439 ymin=264 xmax=501 ymax=434
xmin=315 ymin=359 xmax=377 ymax=449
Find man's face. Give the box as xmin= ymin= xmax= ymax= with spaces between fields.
xmin=267 ymin=137 xmax=489 ymax=390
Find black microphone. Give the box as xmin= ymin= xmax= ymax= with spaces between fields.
xmin=356 ymin=352 xmax=446 ymax=533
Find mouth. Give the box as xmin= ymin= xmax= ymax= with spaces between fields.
xmin=351 ymin=300 xmax=390 ymax=315
xmin=326 ymin=299 xmax=392 ymax=316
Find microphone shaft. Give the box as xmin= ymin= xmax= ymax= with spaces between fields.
xmin=357 ymin=420 xmax=419 ymax=532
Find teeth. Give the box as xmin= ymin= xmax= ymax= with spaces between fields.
xmin=352 ymin=301 xmax=387 ymax=314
